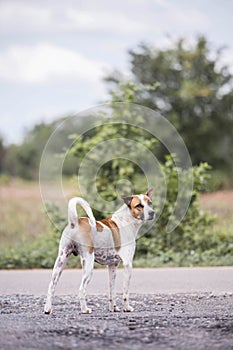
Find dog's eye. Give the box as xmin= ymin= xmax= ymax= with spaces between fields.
xmin=148 ymin=201 xmax=153 ymax=207
xmin=136 ymin=203 xmax=144 ymax=209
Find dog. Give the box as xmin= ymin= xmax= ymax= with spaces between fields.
xmin=44 ymin=188 xmax=154 ymax=314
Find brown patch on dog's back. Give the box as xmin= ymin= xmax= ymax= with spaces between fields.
xmin=78 ymin=217 xmax=121 ymax=252
xmin=99 ymin=218 xmax=121 ymax=251
xmin=78 ymin=217 xmax=94 ymax=254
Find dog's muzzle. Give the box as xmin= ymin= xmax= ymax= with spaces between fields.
xmin=148 ymin=210 xmax=155 ymax=220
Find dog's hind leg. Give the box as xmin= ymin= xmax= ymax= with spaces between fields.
xmin=78 ymin=251 xmax=94 ymax=314
xmin=108 ymin=264 xmax=120 ymax=312
xmin=44 ymin=243 xmax=72 ymax=314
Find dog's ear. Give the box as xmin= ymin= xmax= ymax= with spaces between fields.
xmin=122 ymin=196 xmax=133 ymax=207
xmin=146 ymin=188 xmax=154 ymax=200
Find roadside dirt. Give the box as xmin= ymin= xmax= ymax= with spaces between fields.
xmin=1 ymin=293 xmax=233 ymax=350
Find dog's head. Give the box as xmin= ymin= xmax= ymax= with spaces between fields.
xmin=122 ymin=188 xmax=155 ymax=221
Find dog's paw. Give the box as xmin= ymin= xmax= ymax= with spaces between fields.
xmin=81 ymin=308 xmax=92 ymax=314
xmin=109 ymin=305 xmax=120 ymax=312
xmin=44 ymin=308 xmax=52 ymax=315
xmin=123 ymin=306 xmax=134 ymax=312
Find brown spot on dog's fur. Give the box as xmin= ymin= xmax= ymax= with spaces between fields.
xmin=99 ymin=217 xmax=121 ymax=251
xmin=96 ymin=221 xmax=104 ymax=232
xmin=143 ymin=195 xmax=149 ymax=202
xmin=130 ymin=196 xmax=144 ymax=219
xmin=77 ymin=217 xmax=121 ymax=252
xmin=57 ymin=258 xmax=63 ymax=268
xmin=78 ymin=217 xmax=94 ymax=254
xmin=130 ymin=196 xmax=142 ymax=207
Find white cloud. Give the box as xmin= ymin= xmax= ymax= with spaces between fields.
xmin=0 ymin=0 xmax=210 ymax=35
xmin=65 ymin=9 xmax=146 ymax=34
xmin=147 ymin=0 xmax=210 ymax=32
xmin=0 ymin=43 xmax=108 ymax=84
xmin=0 ymin=2 xmax=54 ymax=33
xmin=220 ymin=49 xmax=233 ymax=74
xmin=0 ymin=2 xmax=147 ymax=35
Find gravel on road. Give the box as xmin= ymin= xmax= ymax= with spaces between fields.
xmin=1 ymin=293 xmax=233 ymax=350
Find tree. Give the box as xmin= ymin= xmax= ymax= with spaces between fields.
xmin=68 ymin=81 xmax=214 ymax=262
xmin=0 ymin=136 xmax=5 ymax=173
xmin=2 ymin=118 xmax=79 ymax=180
xmin=105 ymin=37 xmax=233 ymax=174
xmin=70 ymin=82 xmax=159 ymax=218
xmin=3 ymin=123 xmax=55 ymax=179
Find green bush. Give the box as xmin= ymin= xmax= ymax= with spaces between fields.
xmin=135 ymin=158 xmax=216 ymax=260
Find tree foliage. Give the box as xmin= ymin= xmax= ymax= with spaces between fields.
xmin=105 ymin=36 xmax=233 ymax=174
xmin=2 ymin=119 xmax=79 ymax=179
xmin=70 ymin=83 xmax=159 ymax=218
xmin=68 ymin=80 xmax=215 ymax=263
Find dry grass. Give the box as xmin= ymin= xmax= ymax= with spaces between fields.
xmin=200 ymin=191 xmax=233 ymax=218
xmin=0 ymin=177 xmax=76 ymax=246
xmin=199 ymin=191 xmax=233 ymax=234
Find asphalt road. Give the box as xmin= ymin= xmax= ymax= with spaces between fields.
xmin=0 ymin=267 xmax=233 ymax=295
xmin=1 ymin=268 xmax=233 ymax=350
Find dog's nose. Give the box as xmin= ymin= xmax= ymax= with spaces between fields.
xmin=148 ymin=210 xmax=155 ymax=220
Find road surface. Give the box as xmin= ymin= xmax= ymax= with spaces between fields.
xmin=1 ymin=267 xmax=233 ymax=350
xmin=0 ymin=267 xmax=233 ymax=295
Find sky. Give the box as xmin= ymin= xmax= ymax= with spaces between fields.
xmin=1 ymin=0 xmax=233 ymax=144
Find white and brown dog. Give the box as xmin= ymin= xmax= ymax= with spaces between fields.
xmin=44 ymin=189 xmax=154 ymax=314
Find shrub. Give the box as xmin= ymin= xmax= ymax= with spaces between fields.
xmin=135 ymin=158 xmax=215 ymax=261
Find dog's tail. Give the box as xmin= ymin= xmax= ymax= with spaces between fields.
xmin=68 ymin=197 xmax=96 ymax=229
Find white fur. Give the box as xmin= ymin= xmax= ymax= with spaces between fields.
xmin=138 ymin=194 xmax=152 ymax=221
xmin=44 ymin=194 xmax=154 ymax=314
xmin=68 ymin=197 xmax=96 ymax=228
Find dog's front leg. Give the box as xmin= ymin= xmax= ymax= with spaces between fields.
xmin=108 ymin=264 xmax=120 ymax=312
xmin=44 ymin=246 xmax=71 ymax=314
xmin=123 ymin=262 xmax=134 ymax=312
